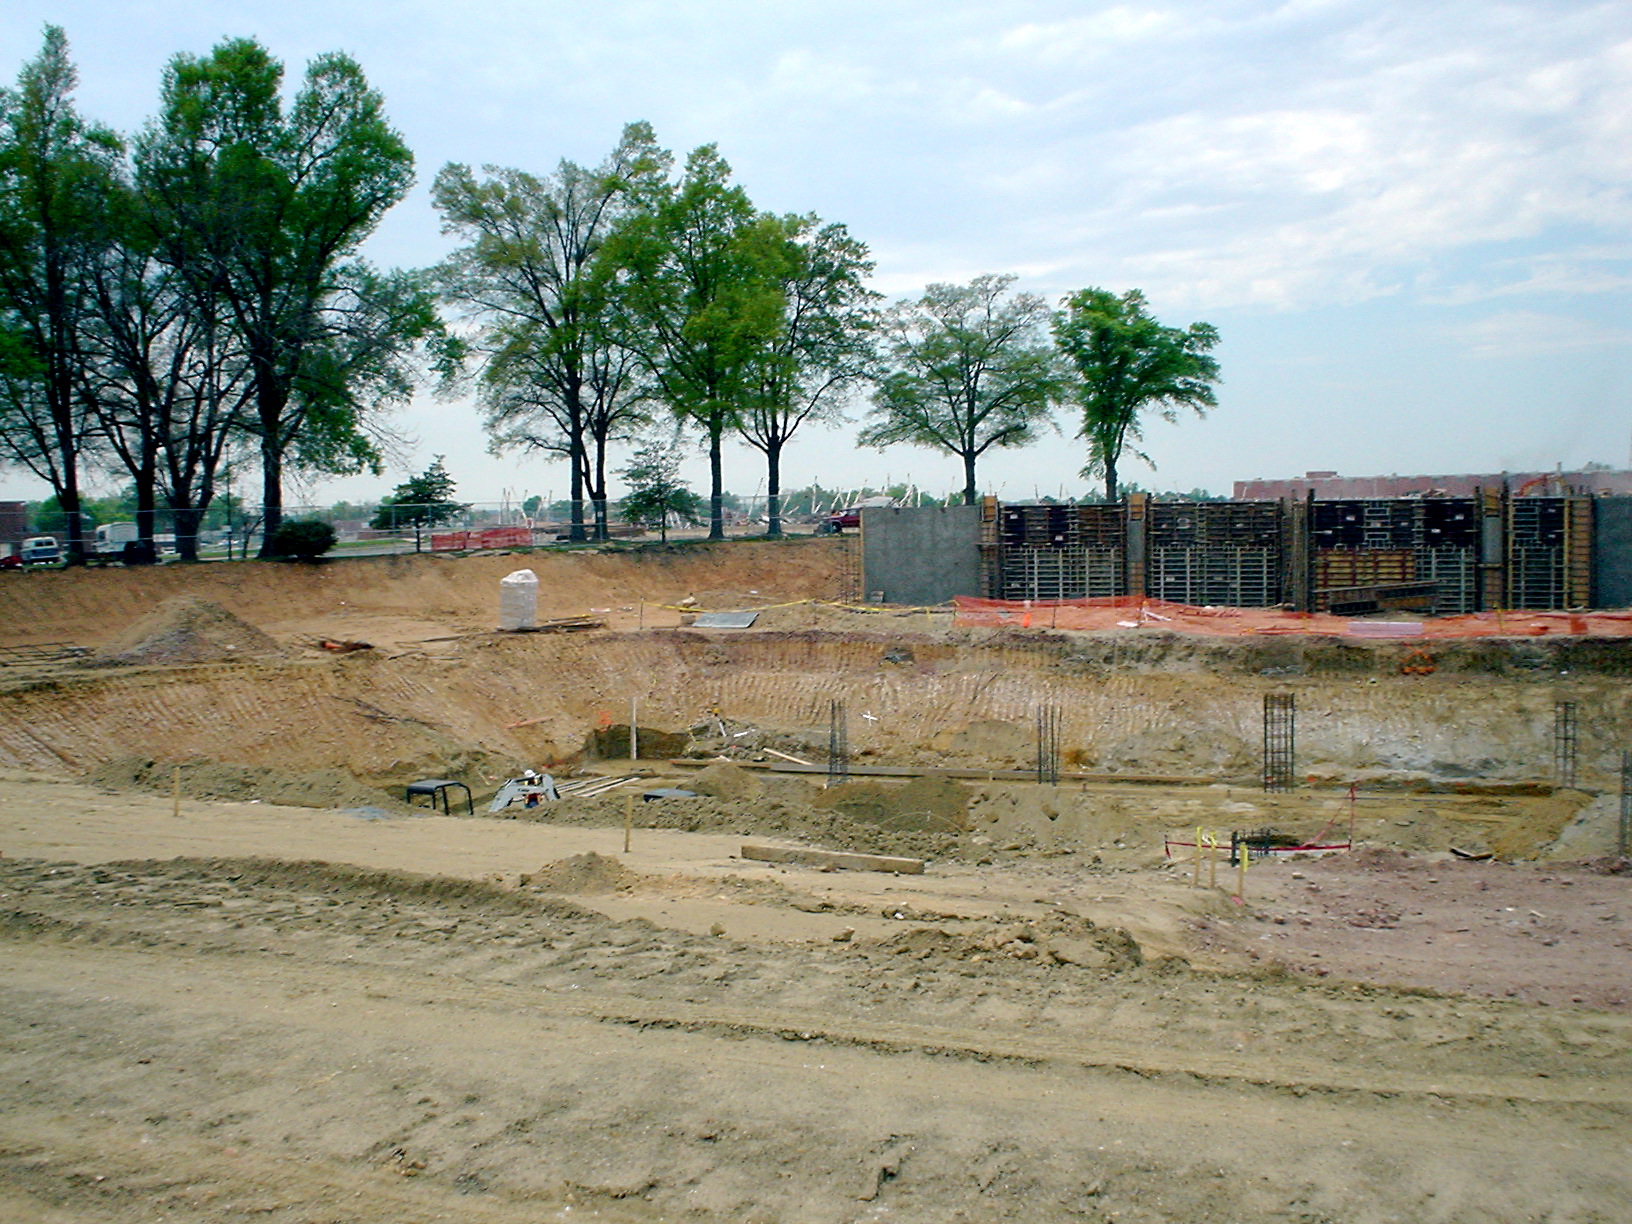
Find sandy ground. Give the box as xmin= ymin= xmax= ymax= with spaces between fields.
xmin=3 ymin=770 xmax=1631 ymax=1223
xmin=3 ymin=544 xmax=1631 ymax=1222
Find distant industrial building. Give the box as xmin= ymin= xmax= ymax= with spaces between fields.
xmin=1234 ymin=469 xmax=1632 ymax=501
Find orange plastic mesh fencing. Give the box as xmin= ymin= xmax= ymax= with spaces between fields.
xmin=951 ymin=596 xmax=1632 ymax=639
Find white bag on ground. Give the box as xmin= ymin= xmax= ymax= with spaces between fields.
xmin=498 ymin=568 xmax=539 ymax=630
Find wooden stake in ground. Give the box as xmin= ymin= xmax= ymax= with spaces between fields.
xmin=623 ymin=791 xmax=633 ymax=854
xmin=630 ymin=696 xmax=638 ymax=763
xmin=172 ymin=765 xmax=181 ymax=818
xmin=1193 ymin=826 xmax=1203 ymax=888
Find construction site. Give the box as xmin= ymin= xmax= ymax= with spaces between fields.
xmin=1 ymin=523 xmax=1630 ymax=1224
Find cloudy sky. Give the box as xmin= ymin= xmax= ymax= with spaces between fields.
xmin=2 ymin=0 xmax=1628 ymax=509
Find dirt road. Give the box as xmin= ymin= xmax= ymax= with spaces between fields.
xmin=3 ymin=773 xmax=1631 ymax=1224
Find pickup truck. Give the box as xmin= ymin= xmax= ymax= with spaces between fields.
xmin=820 ymin=497 xmax=895 ymax=533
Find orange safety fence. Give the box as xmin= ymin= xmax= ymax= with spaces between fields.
xmin=431 ymin=526 xmax=535 ymax=552
xmin=951 ymin=595 xmax=1632 ymax=639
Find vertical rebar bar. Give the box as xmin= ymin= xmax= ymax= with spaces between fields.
xmin=827 ymin=699 xmax=849 ymax=785
xmin=1620 ymin=750 xmax=1631 ymax=860
xmin=1554 ymin=700 xmax=1578 ymax=789
xmin=1263 ymin=693 xmax=1295 ymax=792
xmin=1036 ymin=703 xmax=1060 ymax=785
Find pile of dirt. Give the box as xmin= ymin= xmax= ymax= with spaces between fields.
xmin=521 ymin=851 xmax=641 ymax=894
xmin=687 ymin=761 xmax=763 ymax=800
xmin=87 ymin=757 xmax=405 ymax=811
xmin=865 ymin=910 xmax=1143 ymax=974
xmin=813 ymin=776 xmax=971 ymax=832
xmin=89 ymin=596 xmax=284 ymax=666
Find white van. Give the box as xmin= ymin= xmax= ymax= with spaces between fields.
xmin=21 ymin=536 xmax=60 ymax=564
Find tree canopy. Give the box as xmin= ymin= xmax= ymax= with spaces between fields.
xmin=618 ymin=431 xmax=702 ymax=542
xmin=133 ymin=37 xmax=443 ymax=555
xmin=370 ymin=455 xmax=468 ymax=551
xmin=1052 ymin=287 xmax=1220 ymax=502
xmin=433 ymin=122 xmax=662 ymax=541
xmin=0 ymin=25 xmax=122 ymax=563
xmin=604 ymin=143 xmax=785 ymax=540
xmin=736 ymin=213 xmax=876 ymax=535
xmin=859 ymin=275 xmax=1059 ymax=506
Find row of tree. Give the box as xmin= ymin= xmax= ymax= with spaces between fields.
xmin=0 ymin=28 xmax=1221 ymax=563
xmin=0 ymin=28 xmax=448 ymax=562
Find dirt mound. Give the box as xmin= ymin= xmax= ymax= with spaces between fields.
xmin=87 ymin=757 xmax=403 ymax=811
xmin=688 ymin=762 xmax=763 ymax=800
xmin=813 ymin=776 xmax=970 ymax=832
xmin=90 ymin=596 xmax=284 ymax=666
xmin=867 ymin=911 xmax=1142 ymax=973
xmin=523 ymin=852 xmax=641 ymax=894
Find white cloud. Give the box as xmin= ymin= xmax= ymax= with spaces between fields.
xmin=1438 ymin=309 xmax=1632 ymax=356
xmin=996 ymin=6 xmax=1181 ymax=62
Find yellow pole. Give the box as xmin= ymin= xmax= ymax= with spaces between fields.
xmin=1207 ymin=831 xmax=1217 ymax=890
xmin=172 ymin=765 xmax=181 ymax=818
xmin=1237 ymin=842 xmax=1248 ymax=901
xmin=623 ymin=791 xmax=633 ymax=854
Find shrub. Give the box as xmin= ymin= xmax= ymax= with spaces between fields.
xmin=270 ymin=519 xmax=337 ymax=560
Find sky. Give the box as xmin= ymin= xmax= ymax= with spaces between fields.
xmin=2 ymin=0 xmax=1629 ymax=511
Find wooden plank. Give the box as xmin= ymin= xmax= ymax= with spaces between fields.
xmin=761 ymin=747 xmax=816 ymax=767
xmin=741 ymin=843 xmax=925 ymax=875
xmin=669 ymin=758 xmax=1210 ymax=785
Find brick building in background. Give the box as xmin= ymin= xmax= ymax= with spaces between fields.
xmin=1234 ymin=469 xmax=1632 ymax=500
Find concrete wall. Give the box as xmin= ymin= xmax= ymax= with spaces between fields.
xmin=860 ymin=504 xmax=982 ymax=605
xmin=1594 ymin=497 xmax=1632 ymax=608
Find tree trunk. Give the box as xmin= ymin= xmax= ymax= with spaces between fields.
xmin=708 ymin=420 xmax=725 ymax=541
xmin=258 ymin=433 xmax=283 ymax=558
xmin=567 ymin=433 xmax=588 ymax=542
xmin=962 ymin=451 xmax=978 ymax=507
xmin=172 ymin=505 xmax=203 ymax=562
xmin=1104 ymin=455 xmax=1119 ymax=503
xmin=766 ymin=441 xmax=783 ymax=538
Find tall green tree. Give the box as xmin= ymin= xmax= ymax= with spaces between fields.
xmin=737 ymin=214 xmax=877 ymax=536
xmin=370 ymin=455 xmax=468 ymax=552
xmin=1052 ymin=287 xmax=1220 ymax=502
xmin=860 ymin=274 xmax=1058 ymax=506
xmin=606 ymin=144 xmax=783 ymax=540
xmin=433 ymin=123 xmax=662 ymax=542
xmin=80 ymin=186 xmax=256 ymax=560
xmin=0 ymin=26 xmax=121 ymax=564
xmin=133 ymin=37 xmax=440 ymax=556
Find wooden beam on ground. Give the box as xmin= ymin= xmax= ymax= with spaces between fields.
xmin=669 ymin=758 xmax=1209 ymax=785
xmin=741 ymin=842 xmax=925 ymax=875
xmin=761 ymin=747 xmax=816 ymax=767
